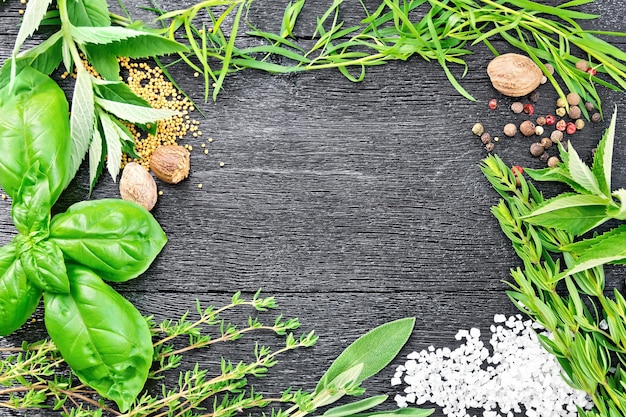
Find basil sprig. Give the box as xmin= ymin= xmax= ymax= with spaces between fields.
xmin=0 ymin=65 xmax=167 ymax=412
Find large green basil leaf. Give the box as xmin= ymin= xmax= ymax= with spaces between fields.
xmin=18 ymin=239 xmax=69 ymax=294
xmin=12 ymin=161 xmax=52 ymax=235
xmin=50 ymin=199 xmax=167 ymax=282
xmin=44 ymin=264 xmax=153 ymax=412
xmin=0 ymin=65 xmax=72 ymax=202
xmin=0 ymin=243 xmax=42 ymax=336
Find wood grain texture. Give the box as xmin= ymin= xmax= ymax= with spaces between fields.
xmin=1 ymin=0 xmax=626 ymax=416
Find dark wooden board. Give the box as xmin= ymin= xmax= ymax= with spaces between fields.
xmin=1 ymin=0 xmax=626 ymax=416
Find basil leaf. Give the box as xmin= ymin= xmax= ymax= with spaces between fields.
xmin=0 ymin=243 xmax=42 ymax=336
xmin=44 ymin=264 xmax=153 ymax=412
xmin=18 ymin=239 xmax=70 ymax=294
xmin=69 ymin=68 xmax=96 ymax=179
xmin=315 ymin=317 xmax=415 ymax=394
xmin=50 ymin=199 xmax=167 ymax=282
xmin=0 ymin=65 xmax=72 ymax=202
xmin=323 ymin=395 xmax=388 ymax=417
xmin=66 ymin=0 xmax=110 ymax=27
xmin=11 ymin=161 xmax=52 ymax=235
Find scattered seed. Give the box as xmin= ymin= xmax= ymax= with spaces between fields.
xmin=480 ymin=132 xmax=492 ymax=144
xmin=519 ymin=120 xmax=536 ymax=137
xmin=556 ymin=107 xmax=567 ymax=117
xmin=511 ymin=102 xmax=524 ymax=114
xmin=545 ymin=63 xmax=555 ymax=74
xmin=535 ymin=116 xmax=546 ymax=126
xmin=503 ymin=123 xmax=517 ymax=137
xmin=528 ymin=90 xmax=539 ymax=102
xmin=547 ymin=156 xmax=560 ymax=167
xmin=566 ymin=92 xmax=580 ymax=106
xmin=530 ymin=142 xmax=544 ymax=157
xmin=575 ymin=60 xmax=589 ymax=72
xmin=540 ymin=137 xmax=552 ymax=149
xmin=545 ymin=115 xmax=556 ymax=125
xmin=488 ymin=99 xmax=498 ymax=110
xmin=540 ymin=75 xmax=548 ymax=84
xmin=534 ymin=125 xmax=544 ymax=136
xmin=198 ymin=184 xmax=203 ymax=189
xmin=556 ymin=97 xmax=567 ymax=108
xmin=550 ymin=130 xmax=564 ymax=143
xmin=587 ymin=67 xmax=597 ymax=76
xmin=568 ymin=105 xmax=581 ymax=120
xmin=219 ymin=162 xmax=225 ymax=167
xmin=591 ymin=112 xmax=602 ymax=123
xmin=575 ymin=119 xmax=585 ymax=130
xmin=523 ymin=103 xmax=534 ymax=116
xmin=472 ymin=123 xmax=485 ymax=136
xmin=566 ymin=122 xmax=577 ymax=135
xmin=485 ymin=142 xmax=495 ymax=152
xmin=539 ymin=152 xmax=550 ymax=163
xmin=585 ymin=102 xmax=595 ymax=112
xmin=556 ymin=120 xmax=567 ymax=131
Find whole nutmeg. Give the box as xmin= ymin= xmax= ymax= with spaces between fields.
xmin=503 ymin=123 xmax=517 ymax=137
xmin=520 ymin=120 xmax=536 ymax=137
xmin=150 ymin=145 xmax=191 ymax=184
xmin=119 ymin=162 xmax=158 ymax=211
xmin=530 ymin=142 xmax=544 ymax=157
xmin=487 ymin=53 xmax=543 ymax=97
xmin=568 ymin=105 xmax=581 ymax=120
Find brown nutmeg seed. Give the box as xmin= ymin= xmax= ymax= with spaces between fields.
xmin=487 ymin=53 xmax=543 ymax=97
xmin=150 ymin=145 xmax=191 ymax=184
xmin=119 ymin=162 xmax=158 ymax=211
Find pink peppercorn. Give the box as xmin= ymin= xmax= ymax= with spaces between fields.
xmin=489 ymin=99 xmax=498 ymax=110
xmin=566 ymin=122 xmax=577 ymax=135
xmin=556 ymin=120 xmax=567 ymax=131
xmin=523 ymin=103 xmax=534 ymax=116
xmin=545 ymin=115 xmax=556 ymax=125
xmin=587 ymin=67 xmax=597 ymax=76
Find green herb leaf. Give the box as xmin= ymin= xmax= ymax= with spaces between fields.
xmin=15 ymin=30 xmax=63 ymax=75
xmin=98 ymin=110 xmax=125 ymax=181
xmin=65 ymin=0 xmax=110 ymax=27
xmin=71 ymin=26 xmax=187 ymax=58
xmin=560 ymin=224 xmax=626 ymax=276
xmin=12 ymin=0 xmax=54 ymax=58
xmin=11 ymin=161 xmax=52 ymax=235
xmin=565 ymin=140 xmax=604 ymax=196
xmin=69 ymin=68 xmax=96 ymax=179
xmin=44 ymin=264 xmax=153 ymax=412
xmin=0 ymin=65 xmax=72 ymax=201
xmin=0 ymin=243 xmax=42 ymax=336
xmin=355 ymin=409 xmax=435 ymax=417
xmin=50 ymin=199 xmax=167 ymax=282
xmin=19 ymin=239 xmax=69 ymax=294
xmin=523 ymin=193 xmax=609 ymax=235
xmin=315 ymin=317 xmax=415 ymax=394
xmin=96 ymin=97 xmax=179 ymax=124
xmin=323 ymin=395 xmax=388 ymax=417
xmin=88 ymin=125 xmax=104 ymax=193
xmin=591 ymin=107 xmax=618 ymax=196
xmin=93 ymin=79 xmax=151 ymax=107
xmin=82 ymin=43 xmax=120 ymax=80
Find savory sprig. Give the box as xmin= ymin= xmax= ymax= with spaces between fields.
xmin=481 ymin=109 xmax=626 ymax=416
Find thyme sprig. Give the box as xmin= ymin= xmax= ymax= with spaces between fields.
xmin=480 ymin=112 xmax=626 ymax=416
xmin=142 ymin=0 xmax=626 ymax=113
xmin=1 ymin=292 xmax=429 ymax=417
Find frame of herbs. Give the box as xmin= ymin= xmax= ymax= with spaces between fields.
xmin=140 ymin=0 xmax=626 ymax=116
xmin=1 ymin=291 xmax=433 ymax=417
xmin=481 ymin=109 xmax=626 ymax=416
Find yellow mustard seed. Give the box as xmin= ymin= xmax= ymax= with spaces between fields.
xmin=219 ymin=162 xmax=225 ymax=167
xmin=198 ymin=184 xmax=203 ymax=189
xmin=204 ymin=149 xmax=209 ymax=155
xmin=158 ymin=190 xmax=164 ymax=196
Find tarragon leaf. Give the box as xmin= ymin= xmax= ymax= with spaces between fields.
xmin=560 ymin=224 xmax=626 ymax=276
xmin=69 ymin=68 xmax=95 ymax=178
xmin=591 ymin=107 xmax=617 ymax=197
xmin=88 ymin=124 xmax=104 ymax=193
xmin=96 ymin=97 xmax=179 ymax=124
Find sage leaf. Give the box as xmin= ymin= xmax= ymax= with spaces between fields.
xmin=0 ymin=244 xmax=42 ymax=336
xmin=96 ymin=97 xmax=180 ymax=124
xmin=66 ymin=0 xmax=110 ymax=27
xmin=44 ymin=264 xmax=153 ymax=412
xmin=12 ymin=0 xmax=54 ymax=58
xmin=18 ymin=240 xmax=69 ymax=294
xmin=69 ymin=68 xmax=96 ymax=179
xmin=316 ymin=363 xmax=365 ymax=408
xmin=591 ymin=107 xmax=617 ymax=196
xmin=560 ymin=224 xmax=626 ymax=277
xmin=0 ymin=65 xmax=72 ymax=201
xmin=523 ymin=193 xmax=609 ymax=235
xmin=323 ymin=394 xmax=388 ymax=417
xmin=50 ymin=199 xmax=167 ymax=282
xmin=98 ymin=110 xmax=125 ymax=181
xmin=315 ymin=317 xmax=415 ymax=394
